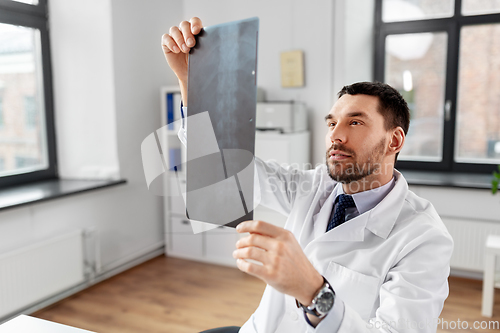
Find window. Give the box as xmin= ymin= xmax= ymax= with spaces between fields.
xmin=375 ymin=0 xmax=500 ymax=173
xmin=0 ymin=0 xmax=57 ymax=187
xmin=15 ymin=155 xmax=38 ymax=168
xmin=24 ymin=95 xmax=37 ymax=127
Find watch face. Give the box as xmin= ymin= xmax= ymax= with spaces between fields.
xmin=316 ymin=291 xmax=334 ymax=314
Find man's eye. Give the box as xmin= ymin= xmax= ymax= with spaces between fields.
xmin=351 ymin=121 xmax=361 ymax=125
xmin=328 ymin=122 xmax=336 ymax=127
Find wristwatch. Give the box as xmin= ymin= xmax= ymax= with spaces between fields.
xmin=296 ymin=276 xmax=335 ymax=319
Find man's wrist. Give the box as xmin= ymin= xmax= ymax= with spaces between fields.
xmin=297 ymin=272 xmax=325 ymax=306
xmin=296 ymin=275 xmax=336 ymax=327
xmin=178 ymin=79 xmax=188 ymax=106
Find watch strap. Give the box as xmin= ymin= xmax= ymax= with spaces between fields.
xmin=295 ymin=298 xmax=322 ymax=316
xmin=296 ymin=276 xmax=334 ymax=319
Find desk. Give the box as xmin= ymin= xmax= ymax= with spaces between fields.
xmin=0 ymin=315 xmax=95 ymax=333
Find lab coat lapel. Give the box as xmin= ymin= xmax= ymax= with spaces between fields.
xmin=364 ymin=170 xmax=407 ymax=239
xmin=314 ymin=211 xmax=370 ymax=242
xmin=297 ymin=180 xmax=336 ymax=248
xmin=311 ymin=183 xmax=339 ymax=240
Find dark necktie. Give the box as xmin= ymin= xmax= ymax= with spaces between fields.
xmin=326 ymin=194 xmax=356 ymax=232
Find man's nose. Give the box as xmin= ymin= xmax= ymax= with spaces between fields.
xmin=329 ymin=124 xmax=347 ymax=143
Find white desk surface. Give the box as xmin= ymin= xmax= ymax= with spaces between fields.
xmin=0 ymin=315 xmax=96 ymax=333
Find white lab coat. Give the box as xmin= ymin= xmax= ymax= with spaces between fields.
xmin=240 ymin=158 xmax=454 ymax=333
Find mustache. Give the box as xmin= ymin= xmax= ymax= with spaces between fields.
xmin=327 ymin=143 xmax=355 ymax=156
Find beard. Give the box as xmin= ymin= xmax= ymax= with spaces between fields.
xmin=325 ymin=137 xmax=387 ymax=184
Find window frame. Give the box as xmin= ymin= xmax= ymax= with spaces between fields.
xmin=374 ymin=0 xmax=500 ymax=174
xmin=0 ymin=0 xmax=58 ymax=187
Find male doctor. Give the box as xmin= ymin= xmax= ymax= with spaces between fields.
xmin=162 ymin=17 xmax=454 ymax=333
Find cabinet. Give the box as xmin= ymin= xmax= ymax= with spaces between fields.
xmin=255 ymin=131 xmax=310 ymax=169
xmin=165 ymin=171 xmax=241 ymax=266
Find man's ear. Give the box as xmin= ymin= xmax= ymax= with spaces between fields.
xmin=388 ymin=127 xmax=405 ymax=156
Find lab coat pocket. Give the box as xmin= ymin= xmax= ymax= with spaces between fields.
xmin=325 ymin=261 xmax=380 ymax=320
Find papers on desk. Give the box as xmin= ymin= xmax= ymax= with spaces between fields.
xmin=0 ymin=315 xmax=96 ymax=333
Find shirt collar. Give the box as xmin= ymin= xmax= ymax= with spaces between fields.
xmin=332 ymin=177 xmax=395 ymax=216
xmin=352 ymin=178 xmax=395 ymax=215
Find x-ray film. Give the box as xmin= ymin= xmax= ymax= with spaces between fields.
xmin=186 ymin=17 xmax=259 ymax=228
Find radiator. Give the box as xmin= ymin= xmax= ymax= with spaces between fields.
xmin=0 ymin=230 xmax=85 ymax=318
xmin=443 ymin=217 xmax=500 ymax=272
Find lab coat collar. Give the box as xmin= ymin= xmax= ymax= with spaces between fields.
xmin=314 ymin=210 xmax=370 ymax=242
xmin=364 ymin=169 xmax=408 ymax=239
xmin=311 ymin=169 xmax=407 ymax=243
xmin=297 ymin=179 xmax=336 ymax=247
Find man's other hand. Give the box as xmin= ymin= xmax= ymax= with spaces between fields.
xmin=233 ymin=220 xmax=324 ymax=306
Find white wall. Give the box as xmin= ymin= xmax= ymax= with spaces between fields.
xmin=50 ymin=0 xmax=119 ymax=180
xmin=111 ymin=0 xmax=181 ymax=184
xmin=332 ymin=0 xmax=375 ymax=103
xmin=0 ymin=0 xmax=183 ymax=289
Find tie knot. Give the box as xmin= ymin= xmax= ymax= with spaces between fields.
xmin=326 ymin=194 xmax=357 ymax=232
xmin=337 ymin=194 xmax=356 ymax=210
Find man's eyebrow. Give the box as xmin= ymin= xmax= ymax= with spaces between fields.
xmin=324 ymin=111 xmax=370 ymax=121
xmin=346 ymin=111 xmax=369 ymax=118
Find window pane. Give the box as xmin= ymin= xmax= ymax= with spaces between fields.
xmin=462 ymin=0 xmax=500 ymax=15
xmin=0 ymin=23 xmax=48 ymax=177
xmin=11 ymin=0 xmax=39 ymax=5
xmin=383 ymin=0 xmax=454 ymax=22
xmin=385 ymin=32 xmax=448 ymax=161
xmin=455 ymin=24 xmax=500 ymax=164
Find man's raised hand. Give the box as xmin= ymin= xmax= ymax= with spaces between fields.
xmin=161 ymin=17 xmax=203 ymax=103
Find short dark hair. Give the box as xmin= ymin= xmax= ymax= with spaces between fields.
xmin=338 ymin=81 xmax=410 ymax=162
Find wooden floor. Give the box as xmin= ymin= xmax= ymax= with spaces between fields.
xmin=34 ymin=256 xmax=265 ymax=333
xmin=34 ymin=255 xmax=500 ymax=332
xmin=439 ymin=277 xmax=500 ymax=332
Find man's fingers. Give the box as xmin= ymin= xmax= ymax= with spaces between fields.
xmin=233 ymin=246 xmax=268 ymax=265
xmin=161 ymin=33 xmax=180 ymax=54
xmin=169 ymin=26 xmax=189 ymax=53
xmin=179 ymin=21 xmax=195 ymax=48
xmin=236 ymin=233 xmax=272 ymax=251
xmin=236 ymin=220 xmax=284 ymax=238
xmin=163 ymin=18 xmax=202 ymax=55
xmin=190 ymin=17 xmax=203 ymax=34
xmin=236 ymin=258 xmax=266 ymax=278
